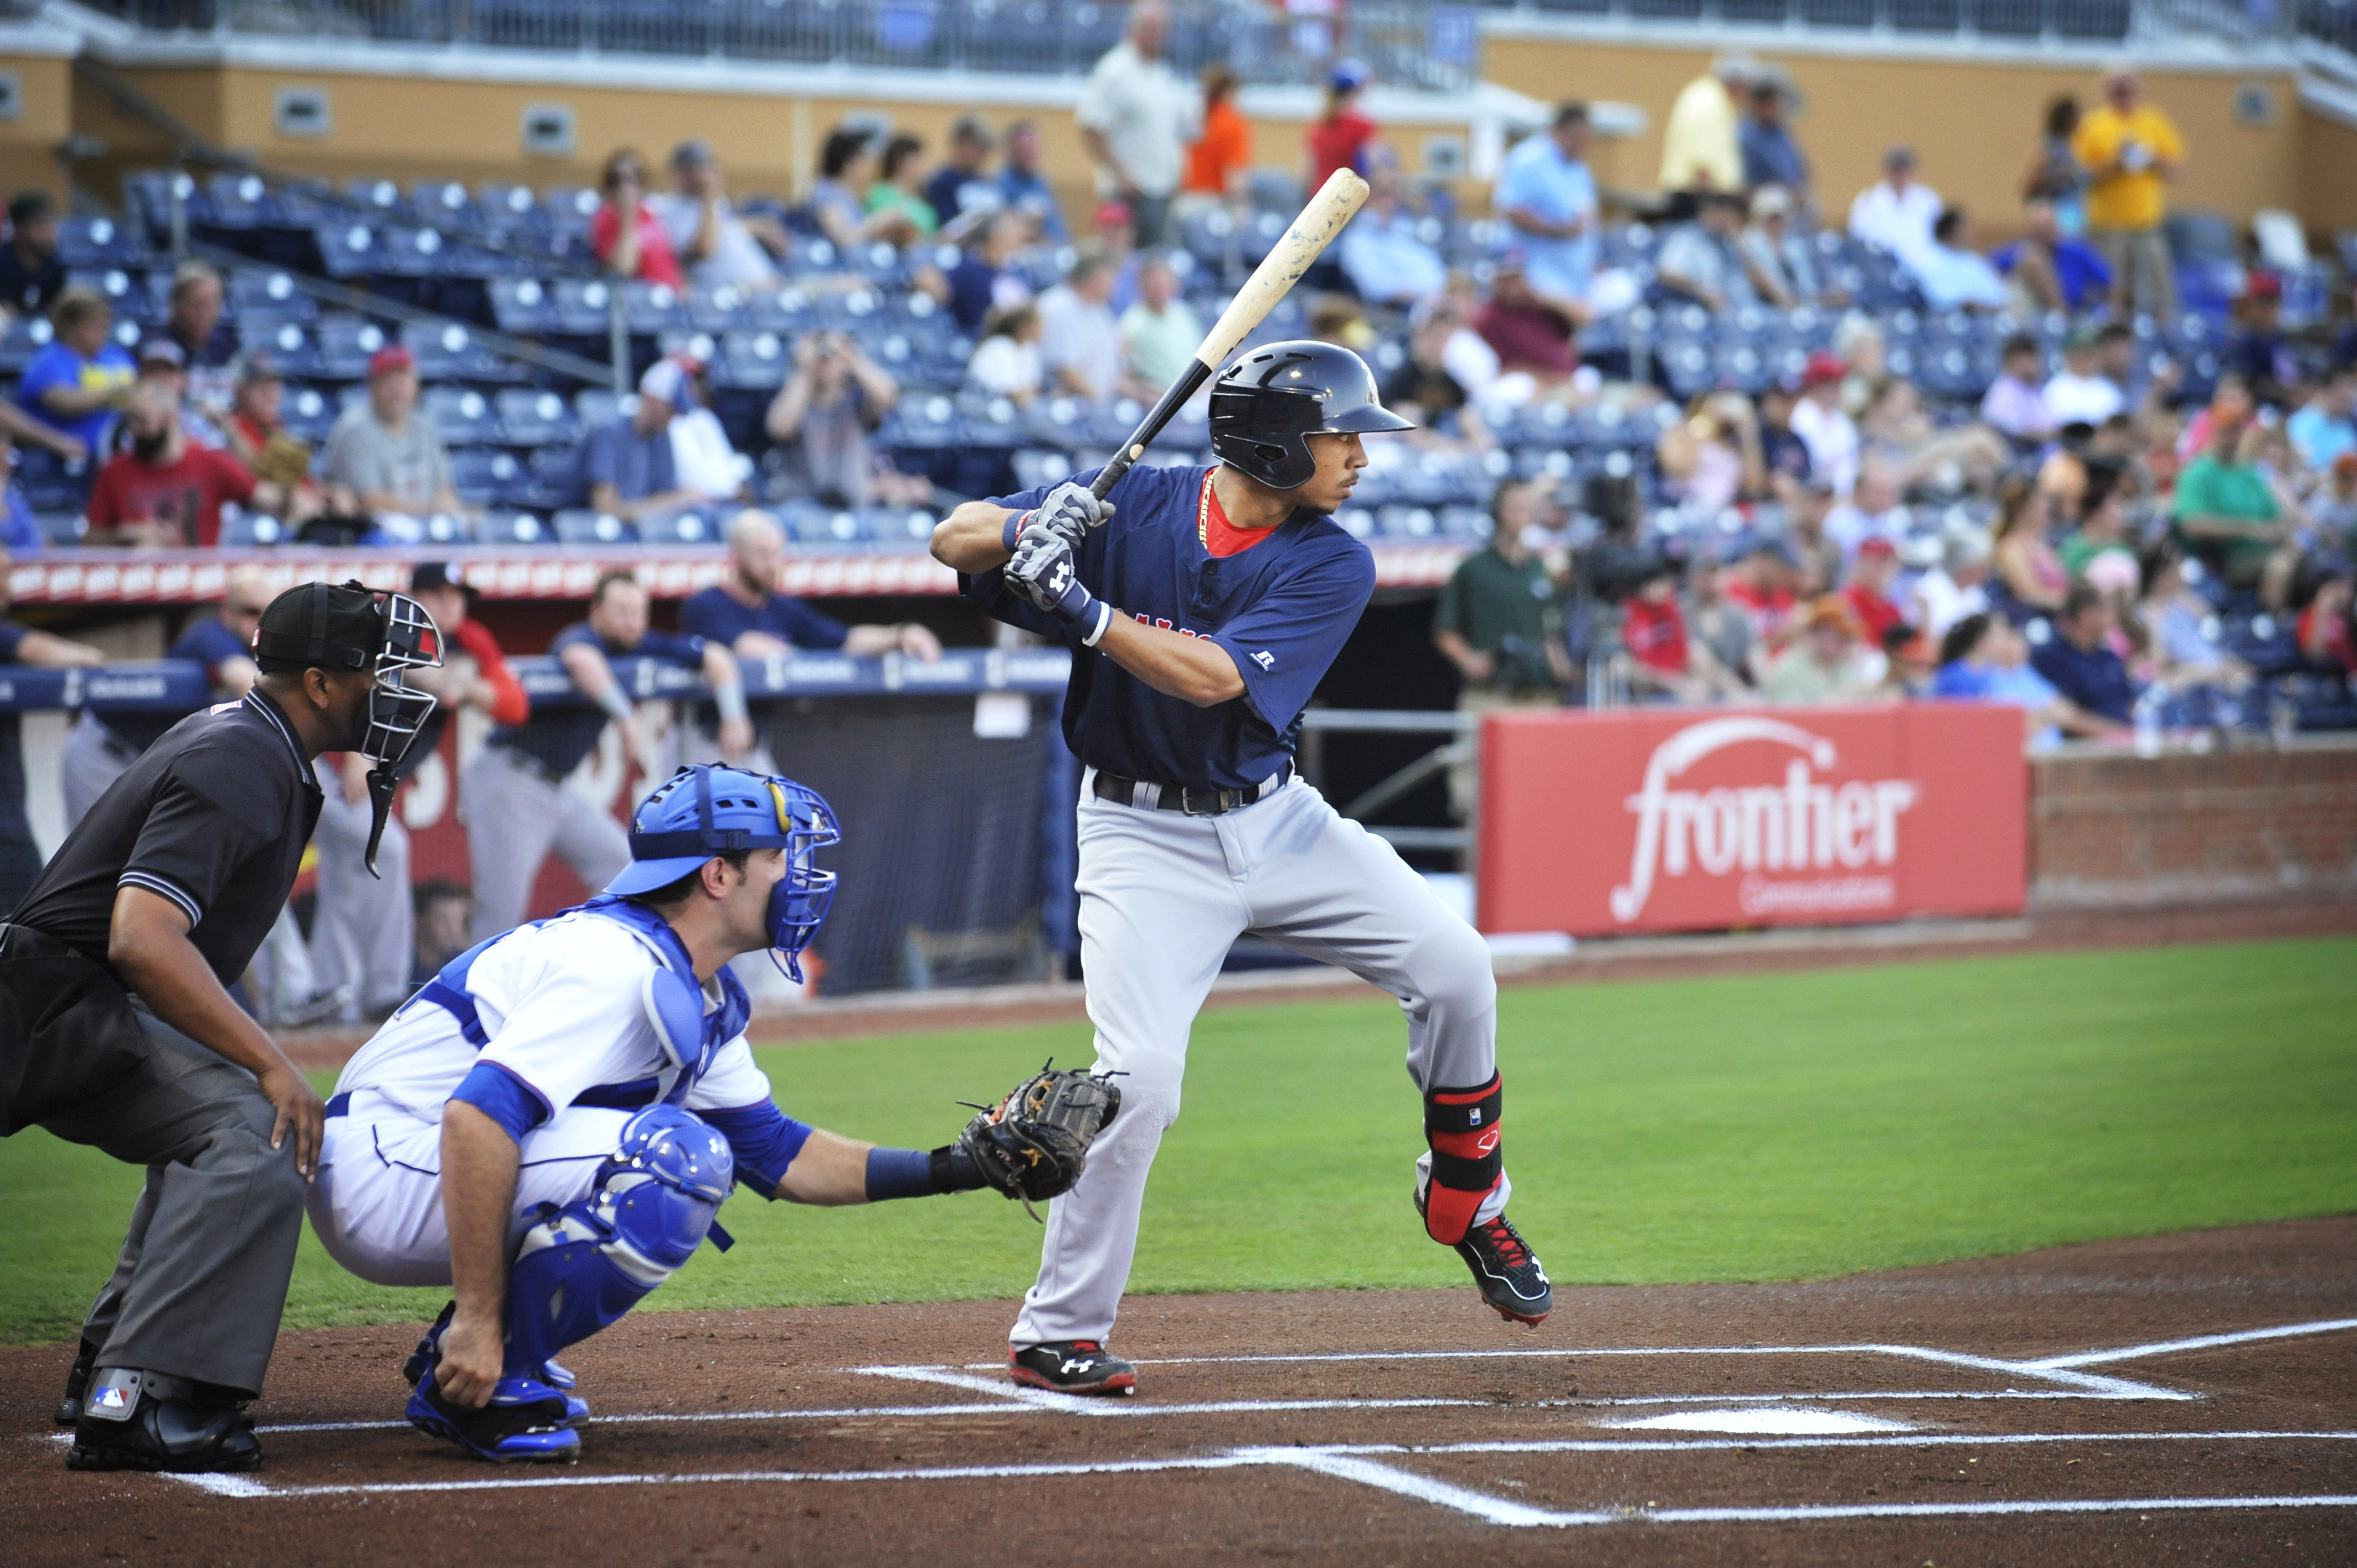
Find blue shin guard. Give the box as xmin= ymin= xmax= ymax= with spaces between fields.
xmin=503 ymin=1107 xmax=734 ymax=1377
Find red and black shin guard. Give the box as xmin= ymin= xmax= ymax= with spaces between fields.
xmin=1422 ymin=1071 xmax=1503 ymax=1245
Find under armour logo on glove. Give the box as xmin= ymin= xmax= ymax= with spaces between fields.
xmin=1005 ymin=523 xmax=1104 ymax=641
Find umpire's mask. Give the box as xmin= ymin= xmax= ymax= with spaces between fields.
xmin=255 ymin=579 xmax=444 ymax=877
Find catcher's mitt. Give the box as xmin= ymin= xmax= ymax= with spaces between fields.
xmin=957 ymin=1060 xmax=1120 ymax=1220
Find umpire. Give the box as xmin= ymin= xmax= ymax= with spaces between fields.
xmin=0 ymin=579 xmax=439 ymax=1474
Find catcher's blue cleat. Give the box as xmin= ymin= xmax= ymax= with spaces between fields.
xmin=404 ymin=1303 xmax=589 ymax=1422
xmin=404 ymin=1371 xmax=580 ymax=1463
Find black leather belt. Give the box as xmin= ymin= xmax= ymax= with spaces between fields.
xmin=1091 ymin=762 xmax=1289 ymax=817
xmin=491 ymin=741 xmax=567 ymax=785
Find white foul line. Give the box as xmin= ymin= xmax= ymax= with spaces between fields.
xmin=2028 ymin=1318 xmax=2357 ymax=1370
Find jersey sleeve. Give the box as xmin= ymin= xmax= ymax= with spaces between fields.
xmin=639 ymin=627 xmax=710 ymax=667
xmin=675 ymin=587 xmax=737 ymax=644
xmin=118 ymin=744 xmax=292 ymax=929
xmin=82 ymin=461 xmax=125 ymax=530
xmin=1203 ymin=538 xmax=1377 ymax=739
xmin=455 ymin=620 xmax=529 ymax=725
xmin=466 ymin=937 xmax=666 ymax=1128
xmin=778 ymin=597 xmax=849 ymax=651
xmin=0 ymin=621 xmax=25 ymax=664
xmin=684 ymin=1036 xmax=813 ymax=1198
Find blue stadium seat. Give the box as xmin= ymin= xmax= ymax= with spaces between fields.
xmin=552 ymin=278 xmax=620 ymax=336
xmin=447 ymin=447 xmax=519 ymax=507
xmin=960 ymin=397 xmax=1027 ymax=451
xmin=1011 ymin=448 xmax=1077 ymax=490
xmin=57 ymin=215 xmax=146 ymax=269
xmin=520 ymin=445 xmax=584 ymax=509
xmin=315 ymin=315 xmax=393 ymax=380
xmin=346 ymin=178 xmax=413 ymax=224
xmin=476 ymin=509 xmax=554 ymax=545
xmin=624 ymin=281 xmax=689 ymax=333
xmin=411 ymin=180 xmax=482 ymax=231
xmin=880 ymin=392 xmax=961 ymax=451
xmin=423 ymin=385 xmax=502 ymax=445
xmin=495 ymin=388 xmax=580 ymax=446
xmin=575 ymin=388 xmax=629 ymax=430
xmin=228 ymin=268 xmax=317 ymax=324
xmin=0 ymin=314 xmax=53 ymax=375
xmin=688 ymin=285 xmax=752 ymax=333
xmin=553 ymin=508 xmax=640 ymax=545
xmin=68 ymin=267 xmax=149 ymax=324
xmin=778 ymin=501 xmax=869 ymax=546
xmin=478 ymin=182 xmax=546 ymax=234
xmin=714 ymin=328 xmax=789 ymax=391
xmin=35 ymin=510 xmax=85 ymax=548
xmin=638 ymin=510 xmax=721 ymax=545
xmin=217 ymin=510 xmax=289 ymax=548
xmin=1376 ymin=505 xmax=1442 ymax=540
xmin=485 ymin=276 xmax=555 ymax=336
xmin=744 ymin=284 xmax=821 ymax=333
xmin=239 ymin=320 xmax=325 ymax=379
xmin=280 ymin=385 xmax=339 ymax=442
xmin=205 ymin=173 xmax=269 ymax=231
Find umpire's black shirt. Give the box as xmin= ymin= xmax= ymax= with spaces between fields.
xmin=14 ymin=689 xmax=322 ymax=987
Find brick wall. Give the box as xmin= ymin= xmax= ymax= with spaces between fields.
xmin=2030 ymin=740 xmax=2357 ymax=909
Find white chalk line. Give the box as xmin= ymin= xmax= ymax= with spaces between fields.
xmin=2029 ymin=1317 xmax=2357 ymax=1370
xmin=154 ymin=1431 xmax=2357 ymax=1532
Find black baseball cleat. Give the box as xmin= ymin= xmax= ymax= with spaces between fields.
xmin=1008 ymin=1340 xmax=1137 ymax=1396
xmin=1453 ymin=1215 xmax=1553 ymax=1325
xmin=68 ymin=1390 xmax=263 ymax=1473
xmin=54 ymin=1338 xmax=98 ymax=1426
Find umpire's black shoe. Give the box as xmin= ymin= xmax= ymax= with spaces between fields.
xmin=54 ymin=1338 xmax=99 ymax=1426
xmin=1008 ymin=1340 xmax=1137 ymax=1396
xmin=69 ymin=1391 xmax=263 ymax=1473
xmin=1453 ymin=1215 xmax=1553 ymax=1325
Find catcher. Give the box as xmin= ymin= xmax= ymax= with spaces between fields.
xmin=306 ymin=764 xmax=1114 ymax=1462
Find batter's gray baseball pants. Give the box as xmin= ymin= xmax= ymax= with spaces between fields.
xmin=461 ymin=743 xmax=631 ymax=944
xmin=309 ymin=762 xmax=416 ymax=1019
xmin=1011 ymin=771 xmax=1506 ymax=1349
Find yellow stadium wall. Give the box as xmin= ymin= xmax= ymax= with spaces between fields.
xmin=1478 ymin=37 xmax=2305 ymax=231
xmin=2297 ymin=104 xmax=2357 ymax=234
xmin=0 ymin=52 xmax=76 ymax=205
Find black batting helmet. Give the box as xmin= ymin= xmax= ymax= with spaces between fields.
xmin=1208 ymin=340 xmax=1415 ymax=490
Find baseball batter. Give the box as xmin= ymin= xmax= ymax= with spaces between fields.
xmin=930 ymin=341 xmax=1551 ymax=1396
xmin=310 ymin=764 xmax=1114 ymax=1460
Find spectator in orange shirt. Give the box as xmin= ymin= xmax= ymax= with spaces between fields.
xmin=1183 ymin=65 xmax=1251 ymax=209
xmin=1307 ymin=60 xmax=1377 ymax=189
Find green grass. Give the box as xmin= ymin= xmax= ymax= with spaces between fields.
xmin=5 ymin=936 xmax=2354 ymax=1344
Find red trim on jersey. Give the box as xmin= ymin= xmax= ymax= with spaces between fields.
xmin=1199 ymin=471 xmax=1278 ymax=559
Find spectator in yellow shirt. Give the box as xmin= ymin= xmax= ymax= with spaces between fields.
xmin=1658 ymin=55 xmax=1758 ymax=222
xmin=2071 ymin=68 xmax=2184 ymax=321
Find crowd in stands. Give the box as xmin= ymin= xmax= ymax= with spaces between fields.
xmin=0 ymin=28 xmax=2345 ymax=758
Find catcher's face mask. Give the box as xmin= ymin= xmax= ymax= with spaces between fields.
xmin=761 ymin=777 xmax=840 ymax=983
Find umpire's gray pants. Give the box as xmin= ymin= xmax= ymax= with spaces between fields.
xmin=44 ymin=1013 xmax=308 ymax=1396
xmin=60 ymin=713 xmax=136 ymax=829
xmin=1010 ymin=772 xmax=1505 ymax=1349
xmin=461 ymin=744 xmax=631 ymax=944
xmin=310 ymin=764 xmax=415 ymax=1019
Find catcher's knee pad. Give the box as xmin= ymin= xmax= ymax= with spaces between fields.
xmin=504 ymin=1107 xmax=733 ymax=1373
xmin=1421 ymin=1072 xmax=1502 ymax=1246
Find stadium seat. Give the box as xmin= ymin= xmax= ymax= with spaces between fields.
xmin=217 ymin=510 xmax=288 ymax=548
xmin=315 ymin=315 xmax=393 ymax=380
xmin=0 ymin=314 xmax=53 ymax=375
xmin=638 ymin=510 xmax=720 ymax=545
xmin=495 ymin=387 xmax=581 ymax=446
xmin=57 ymin=215 xmax=146 ymax=269
xmin=575 ymin=388 xmax=629 ymax=430
xmin=476 ymin=509 xmax=553 ymax=545
xmin=552 ymin=278 xmax=621 ymax=337
xmin=688 ymin=285 xmax=752 ymax=333
xmin=778 ymin=501 xmax=869 ymax=546
xmin=624 ymin=281 xmax=689 ymax=333
xmin=714 ymin=328 xmax=789 ymax=391
xmin=424 ymin=386 xmax=502 ymax=445
xmin=411 ymin=180 xmax=482 ymax=231
xmin=280 ymin=385 xmax=338 ymax=442
xmin=553 ymin=508 xmax=639 ymax=544
xmin=864 ymin=506 xmax=940 ymax=548
xmin=517 ymin=445 xmax=584 ymax=510
xmin=489 ymin=277 xmax=559 ymax=335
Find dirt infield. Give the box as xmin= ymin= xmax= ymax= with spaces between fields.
xmin=7 ymin=1217 xmax=2353 ymax=1565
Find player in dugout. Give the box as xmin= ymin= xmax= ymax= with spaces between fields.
xmin=6 ymin=581 xmax=441 ymax=1473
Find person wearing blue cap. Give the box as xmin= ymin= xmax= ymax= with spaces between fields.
xmin=308 ymin=764 xmax=1037 ymax=1462
xmin=1308 ymin=59 xmax=1378 ymax=190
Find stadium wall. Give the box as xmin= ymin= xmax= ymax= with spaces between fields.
xmin=13 ymin=31 xmax=2339 ymax=238
xmin=2029 ymin=740 xmax=2357 ymax=909
xmin=0 ymin=30 xmax=79 ymax=208
xmin=1475 ymin=28 xmax=2313 ymax=229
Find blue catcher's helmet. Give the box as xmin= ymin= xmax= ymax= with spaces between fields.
xmin=607 ymin=764 xmax=841 ymax=980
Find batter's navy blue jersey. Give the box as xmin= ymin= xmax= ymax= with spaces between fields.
xmin=966 ymin=463 xmax=1376 ymax=791
xmin=489 ymin=623 xmax=708 ymax=779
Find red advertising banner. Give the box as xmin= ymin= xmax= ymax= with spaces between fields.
xmin=1475 ymin=704 xmax=2027 ymax=937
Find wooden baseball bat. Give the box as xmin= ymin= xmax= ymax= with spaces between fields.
xmin=1088 ymin=168 xmax=1371 ymax=502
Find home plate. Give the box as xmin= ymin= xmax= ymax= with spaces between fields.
xmin=1600 ymin=1407 xmax=1917 ymax=1436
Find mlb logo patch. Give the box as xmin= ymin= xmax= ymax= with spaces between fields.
xmin=92 ymin=1385 xmax=133 ymax=1412
xmin=1468 ymin=1107 xmax=1481 ymax=1126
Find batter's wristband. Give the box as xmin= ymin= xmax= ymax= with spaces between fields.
xmin=1078 ymin=601 xmax=1113 ymax=648
xmin=712 ymin=679 xmax=749 ymax=726
xmin=1001 ymin=510 xmax=1037 ymax=553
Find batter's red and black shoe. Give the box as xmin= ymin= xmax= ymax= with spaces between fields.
xmin=1453 ymin=1215 xmax=1553 ymax=1325
xmin=1008 ymin=1340 xmax=1136 ymax=1396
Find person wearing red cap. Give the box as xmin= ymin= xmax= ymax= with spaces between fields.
xmin=1840 ymin=537 xmax=1912 ymax=648
xmin=323 ymin=344 xmax=462 ymax=523
xmin=1788 ymin=350 xmax=1859 ymax=498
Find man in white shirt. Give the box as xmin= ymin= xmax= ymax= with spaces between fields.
xmin=1910 ymin=208 xmax=2011 ymax=312
xmin=652 ymin=140 xmax=789 ymax=291
xmin=1495 ymin=103 xmax=1600 ymax=310
xmin=1074 ymin=1 xmax=1193 ymax=249
xmin=2041 ymin=327 xmax=2126 ymax=427
xmin=1912 ymin=525 xmax=1993 ymax=639
xmin=1118 ymin=252 xmax=1203 ymax=393
xmin=1847 ymin=146 xmax=1943 ymax=265
xmin=1038 ymin=248 xmax=1133 ymax=404
xmin=1823 ymin=461 xmax=1908 ymax=563
xmin=1788 ymin=352 xmax=1861 ymax=498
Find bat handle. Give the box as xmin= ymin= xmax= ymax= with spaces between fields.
xmin=1090 ymin=360 xmax=1214 ymax=502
